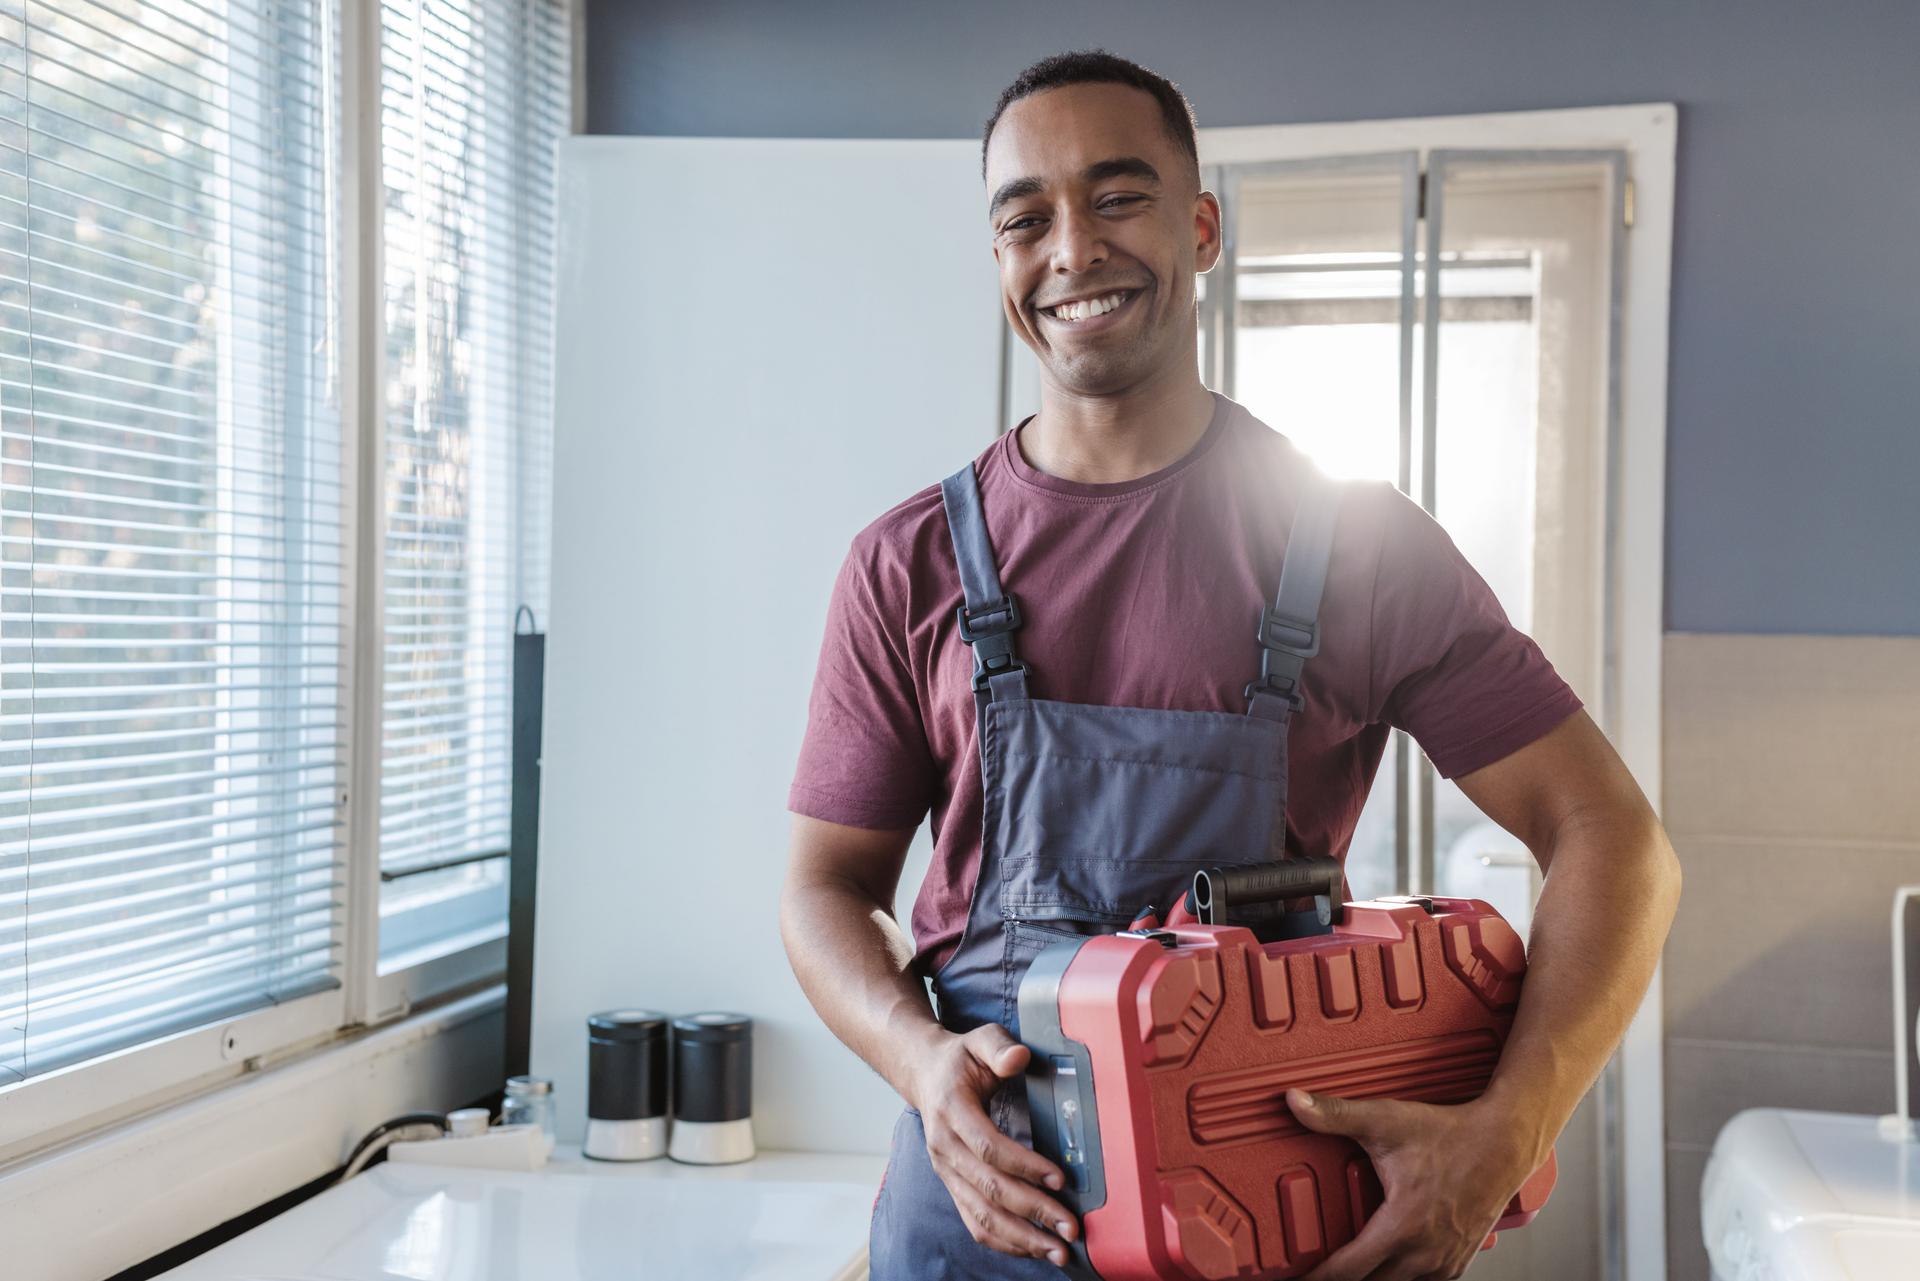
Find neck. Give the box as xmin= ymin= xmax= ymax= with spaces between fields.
xmin=1019 ymin=372 xmax=1217 ymax=485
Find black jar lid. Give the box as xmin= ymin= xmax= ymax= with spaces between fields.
xmin=671 ymin=1011 xmax=752 ymax=1042
xmin=588 ymin=1009 xmax=669 ymax=1041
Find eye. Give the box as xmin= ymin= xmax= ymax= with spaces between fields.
xmin=1005 ymin=195 xmax=1146 ymax=233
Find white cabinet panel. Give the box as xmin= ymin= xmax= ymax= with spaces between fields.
xmin=535 ymin=137 xmax=1002 ymax=1154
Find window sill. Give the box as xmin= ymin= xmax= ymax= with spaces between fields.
xmin=0 ymin=984 xmax=506 ymax=1281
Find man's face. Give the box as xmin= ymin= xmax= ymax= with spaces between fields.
xmin=985 ymin=82 xmax=1220 ymax=394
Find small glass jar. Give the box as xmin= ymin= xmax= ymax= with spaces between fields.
xmin=502 ymin=1075 xmax=557 ymax=1153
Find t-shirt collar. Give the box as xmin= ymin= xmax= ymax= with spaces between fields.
xmin=1000 ymin=389 xmax=1237 ymax=500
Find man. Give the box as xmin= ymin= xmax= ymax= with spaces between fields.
xmin=780 ymin=47 xmax=1680 ymax=1281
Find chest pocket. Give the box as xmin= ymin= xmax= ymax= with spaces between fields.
xmin=987 ymin=698 xmax=1290 ymax=931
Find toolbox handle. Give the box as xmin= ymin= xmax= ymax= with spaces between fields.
xmin=1187 ymin=856 xmax=1346 ymax=929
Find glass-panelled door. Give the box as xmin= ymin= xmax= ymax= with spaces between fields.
xmin=1202 ymin=148 xmax=1627 ymax=933
xmin=1421 ymin=150 xmax=1627 ymax=922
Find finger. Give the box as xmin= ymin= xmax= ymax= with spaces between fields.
xmin=962 ymin=1148 xmax=1081 ymax=1245
xmin=937 ymin=1121 xmax=1077 ymax=1239
xmin=942 ymin=1091 xmax=1071 ymax=1197
xmin=944 ymin=1169 xmax=1071 ymax=1265
xmin=948 ymin=1179 xmax=1054 ymax=1261
xmin=962 ymin=1023 xmax=1032 ymax=1079
xmin=1298 ymin=1206 xmax=1406 ymax=1281
xmin=1286 ymin=1088 xmax=1394 ymax=1144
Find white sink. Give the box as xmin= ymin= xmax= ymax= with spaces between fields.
xmin=1701 ymin=1109 xmax=1920 ymax=1281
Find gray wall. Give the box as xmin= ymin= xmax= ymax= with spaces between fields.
xmin=1660 ymin=634 xmax=1916 ymax=1281
xmin=584 ymin=0 xmax=1920 ymax=636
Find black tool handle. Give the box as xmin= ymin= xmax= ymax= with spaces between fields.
xmin=1190 ymin=856 xmax=1346 ymax=927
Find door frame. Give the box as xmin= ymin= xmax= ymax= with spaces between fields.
xmin=1195 ymin=104 xmax=1677 ymax=1281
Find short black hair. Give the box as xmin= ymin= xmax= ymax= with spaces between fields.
xmin=981 ymin=48 xmax=1200 ymax=188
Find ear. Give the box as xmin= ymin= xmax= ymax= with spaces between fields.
xmin=1193 ymin=189 xmax=1223 ymax=275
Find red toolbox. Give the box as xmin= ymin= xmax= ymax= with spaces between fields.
xmin=1018 ymin=857 xmax=1557 ymax=1280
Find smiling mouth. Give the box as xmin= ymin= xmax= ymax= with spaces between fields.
xmin=1039 ymin=287 xmax=1143 ymax=324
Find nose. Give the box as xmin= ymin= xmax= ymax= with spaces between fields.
xmin=1048 ymin=202 xmax=1108 ymax=278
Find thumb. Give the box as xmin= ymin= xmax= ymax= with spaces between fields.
xmin=1286 ymin=1088 xmax=1384 ymax=1140
xmin=964 ymin=1024 xmax=1031 ymax=1079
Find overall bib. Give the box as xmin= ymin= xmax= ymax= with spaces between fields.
xmin=868 ymin=453 xmax=1342 ymax=1280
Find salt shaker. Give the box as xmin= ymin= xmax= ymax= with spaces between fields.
xmin=668 ymin=1011 xmax=754 ymax=1164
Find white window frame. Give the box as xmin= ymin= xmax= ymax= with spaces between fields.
xmin=337 ymin=0 xmax=514 ymax=1034
xmin=0 ymin=0 xmax=578 ymax=1171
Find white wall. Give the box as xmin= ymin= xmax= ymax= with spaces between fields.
xmin=534 ymin=137 xmax=1004 ymax=1154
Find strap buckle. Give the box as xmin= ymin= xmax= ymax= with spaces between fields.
xmin=956 ymin=594 xmax=1027 ymax=692
xmin=1245 ymin=605 xmax=1320 ymax=711
xmin=956 ymin=593 xmax=1022 ymax=641
xmin=1243 ymin=675 xmax=1305 ymax=712
xmin=1256 ymin=605 xmax=1320 ymax=658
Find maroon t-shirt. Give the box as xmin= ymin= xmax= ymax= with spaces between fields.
xmin=787 ymin=391 xmax=1581 ymax=976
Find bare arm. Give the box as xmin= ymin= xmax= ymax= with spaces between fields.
xmin=1295 ymin=709 xmax=1682 ymax=1281
xmin=778 ymin=813 xmax=1078 ymax=1265
xmin=1456 ymin=706 xmax=1682 ymax=1171
xmin=777 ymin=815 xmax=939 ymax=1099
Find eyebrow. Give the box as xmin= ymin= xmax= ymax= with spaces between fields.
xmin=988 ymin=155 xmax=1163 ymax=222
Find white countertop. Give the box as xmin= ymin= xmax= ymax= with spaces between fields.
xmin=157 ymin=1144 xmax=888 ymax=1280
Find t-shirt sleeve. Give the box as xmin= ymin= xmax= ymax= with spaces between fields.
xmin=1363 ymin=486 xmax=1584 ymax=779
xmin=786 ymin=533 xmax=937 ymax=830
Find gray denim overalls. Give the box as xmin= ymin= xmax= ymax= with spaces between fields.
xmin=867 ymin=444 xmax=1342 ymax=1280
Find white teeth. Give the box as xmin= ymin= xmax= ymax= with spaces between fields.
xmin=1049 ymin=290 xmax=1129 ymax=321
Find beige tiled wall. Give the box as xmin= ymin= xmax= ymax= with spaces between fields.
xmin=1661 ymin=634 xmax=1919 ymax=1281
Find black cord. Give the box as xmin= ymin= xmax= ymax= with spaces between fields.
xmin=336 ymin=1111 xmax=449 ymax=1183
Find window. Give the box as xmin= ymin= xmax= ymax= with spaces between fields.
xmin=373 ymin=0 xmax=566 ymax=968
xmin=0 ymin=0 xmax=342 ymax=1086
xmin=0 ymin=0 xmax=569 ymax=1131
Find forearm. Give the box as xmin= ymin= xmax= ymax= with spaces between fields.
xmin=779 ymin=869 xmax=948 ymax=1105
xmin=1478 ymin=803 xmax=1682 ymax=1168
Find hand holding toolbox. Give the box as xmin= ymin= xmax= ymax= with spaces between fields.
xmin=1018 ymin=856 xmax=1557 ymax=1280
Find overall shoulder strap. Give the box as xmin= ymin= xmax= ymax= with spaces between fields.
xmin=939 ymin=462 xmax=1029 ymax=702
xmin=1248 ymin=469 xmax=1342 ymax=720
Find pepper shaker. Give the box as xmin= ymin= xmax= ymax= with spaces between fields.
xmin=584 ymin=1010 xmax=669 ymax=1161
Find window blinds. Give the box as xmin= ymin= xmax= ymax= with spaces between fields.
xmin=0 ymin=1 xmax=344 ymax=1082
xmin=374 ymin=0 xmax=563 ymax=953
